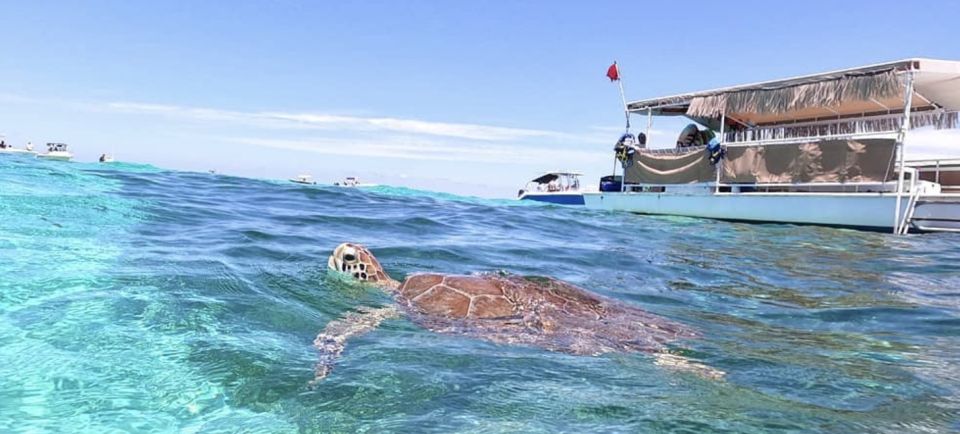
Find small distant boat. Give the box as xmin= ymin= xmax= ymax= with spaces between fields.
xmin=99 ymin=153 xmax=115 ymax=163
xmin=0 ymin=146 xmax=37 ymax=156
xmin=0 ymin=140 xmax=36 ymax=156
xmin=518 ymin=171 xmax=587 ymax=205
xmin=36 ymin=143 xmax=73 ymax=161
xmin=290 ymin=174 xmax=317 ymax=185
xmin=334 ymin=176 xmax=377 ymax=187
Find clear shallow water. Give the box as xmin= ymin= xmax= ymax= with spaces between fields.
xmin=1 ymin=155 xmax=958 ymax=433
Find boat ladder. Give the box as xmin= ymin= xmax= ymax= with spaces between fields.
xmin=896 ymin=186 xmax=922 ymax=235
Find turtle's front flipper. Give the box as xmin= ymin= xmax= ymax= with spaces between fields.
xmin=653 ymin=352 xmax=725 ymax=380
xmin=312 ymin=306 xmax=400 ymax=384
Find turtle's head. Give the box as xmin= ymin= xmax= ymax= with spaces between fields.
xmin=328 ymin=243 xmax=392 ymax=285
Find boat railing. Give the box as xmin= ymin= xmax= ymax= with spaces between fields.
xmin=637 ymin=145 xmax=707 ymax=154
xmin=724 ymin=110 xmax=958 ymax=146
xmin=623 ymin=179 xmax=931 ymax=195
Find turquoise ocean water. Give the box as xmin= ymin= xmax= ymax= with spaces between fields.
xmin=1 ymin=155 xmax=958 ymax=433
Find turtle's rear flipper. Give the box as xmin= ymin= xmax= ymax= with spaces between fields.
xmin=653 ymin=352 xmax=725 ymax=380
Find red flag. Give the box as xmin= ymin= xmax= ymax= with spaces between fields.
xmin=606 ymin=62 xmax=619 ymax=81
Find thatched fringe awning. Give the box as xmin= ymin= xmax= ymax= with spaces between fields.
xmin=725 ymin=110 xmax=959 ymax=143
xmin=686 ymin=70 xmax=903 ymax=118
xmin=913 ymin=110 xmax=960 ymax=129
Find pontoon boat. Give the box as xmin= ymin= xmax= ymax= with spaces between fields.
xmin=585 ymin=58 xmax=960 ymax=233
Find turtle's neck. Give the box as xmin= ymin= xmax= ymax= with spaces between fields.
xmin=377 ymin=277 xmax=401 ymax=292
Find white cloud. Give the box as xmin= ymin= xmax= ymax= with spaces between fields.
xmin=104 ymin=101 xmax=592 ymax=143
xmin=229 ymin=136 xmax=609 ymax=165
xmin=0 ymin=93 xmax=614 ymax=190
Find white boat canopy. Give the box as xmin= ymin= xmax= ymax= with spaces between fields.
xmin=529 ymin=171 xmax=583 ymax=183
xmin=627 ymin=58 xmax=960 ymax=129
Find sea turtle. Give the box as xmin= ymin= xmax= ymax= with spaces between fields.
xmin=313 ymin=243 xmax=723 ymax=381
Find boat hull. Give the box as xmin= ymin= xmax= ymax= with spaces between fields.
xmin=37 ymin=152 xmax=73 ymax=161
xmin=911 ymin=195 xmax=960 ymax=232
xmin=583 ymin=192 xmax=912 ymax=230
xmin=520 ymin=192 xmax=585 ymax=205
xmin=0 ymin=149 xmax=36 ymax=156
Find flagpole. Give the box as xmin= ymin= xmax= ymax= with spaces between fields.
xmin=614 ymin=61 xmax=630 ymax=132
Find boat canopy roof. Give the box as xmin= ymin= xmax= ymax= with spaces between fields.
xmin=46 ymin=142 xmax=68 ymax=150
xmin=530 ymin=171 xmax=582 ymax=184
xmin=628 ymin=58 xmax=960 ymax=128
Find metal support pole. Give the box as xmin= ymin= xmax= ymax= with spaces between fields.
xmin=614 ymin=61 xmax=630 ymax=132
xmin=645 ymin=108 xmax=652 ymax=143
xmin=621 ymin=157 xmax=628 ymax=193
xmin=716 ymin=112 xmax=725 ymax=194
xmin=893 ymin=71 xmax=915 ymax=234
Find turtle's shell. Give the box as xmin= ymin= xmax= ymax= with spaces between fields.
xmin=397 ymin=273 xmax=612 ymax=321
xmin=398 ymin=273 xmax=522 ymax=319
xmin=394 ymin=273 xmax=695 ymax=355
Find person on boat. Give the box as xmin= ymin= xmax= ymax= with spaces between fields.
xmin=25 ymin=142 xmax=33 ymax=151
xmin=614 ymin=133 xmax=639 ymax=165
xmin=676 ymin=124 xmax=700 ymax=147
xmin=99 ymin=154 xmax=107 ymax=162
xmin=0 ymin=140 xmax=6 ymax=149
xmin=676 ymin=124 xmax=717 ymax=148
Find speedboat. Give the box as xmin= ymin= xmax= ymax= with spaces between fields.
xmin=518 ymin=171 xmax=587 ymax=205
xmin=290 ymin=174 xmax=317 ymax=185
xmin=36 ymin=143 xmax=73 ymax=161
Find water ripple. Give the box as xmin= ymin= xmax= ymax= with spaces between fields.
xmin=1 ymin=156 xmax=958 ymax=432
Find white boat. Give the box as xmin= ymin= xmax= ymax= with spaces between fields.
xmin=334 ymin=176 xmax=377 ymax=187
xmin=518 ymin=171 xmax=588 ymax=205
xmin=0 ymin=140 xmax=36 ymax=156
xmin=36 ymin=143 xmax=73 ymax=161
xmin=0 ymin=147 xmax=36 ymax=156
xmin=290 ymin=174 xmax=317 ymax=185
xmin=585 ymin=58 xmax=960 ymax=233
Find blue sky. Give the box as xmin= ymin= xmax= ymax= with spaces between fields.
xmin=2 ymin=1 xmax=959 ymax=196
